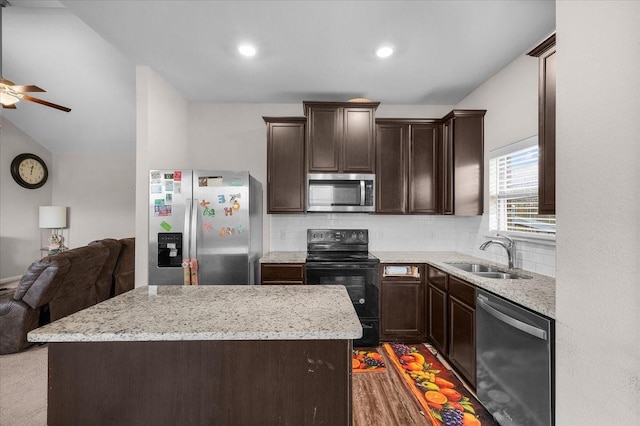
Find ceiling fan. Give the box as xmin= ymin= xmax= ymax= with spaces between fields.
xmin=0 ymin=0 xmax=71 ymax=112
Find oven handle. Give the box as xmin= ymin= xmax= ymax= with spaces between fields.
xmin=477 ymin=295 xmax=547 ymax=341
xmin=305 ymin=263 xmax=378 ymax=270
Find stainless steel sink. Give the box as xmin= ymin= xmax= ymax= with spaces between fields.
xmin=472 ymin=271 xmax=529 ymax=279
xmin=446 ymin=262 xmax=530 ymax=279
xmin=446 ymin=262 xmax=501 ymax=273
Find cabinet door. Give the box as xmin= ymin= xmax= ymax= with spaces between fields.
xmin=380 ymin=280 xmax=426 ymax=343
xmin=307 ymin=106 xmax=341 ymax=172
xmin=441 ymin=111 xmax=485 ymax=216
xmin=342 ymin=107 xmax=376 ymax=173
xmin=409 ymin=124 xmax=439 ymax=213
xmin=427 ymin=284 xmax=447 ymax=354
xmin=376 ymin=123 xmax=407 ymax=213
xmin=538 ymin=45 xmax=556 ymax=214
xmin=452 ymin=115 xmax=484 ymax=216
xmin=441 ymin=119 xmax=454 ymax=215
xmin=266 ymin=119 xmax=306 ymax=213
xmin=261 ymin=263 xmax=305 ymax=285
xmin=448 ymin=296 xmax=476 ymax=387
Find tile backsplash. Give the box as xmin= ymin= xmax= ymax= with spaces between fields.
xmin=269 ymin=213 xmax=555 ymax=277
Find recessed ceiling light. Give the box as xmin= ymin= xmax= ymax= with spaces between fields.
xmin=238 ymin=43 xmax=257 ymax=57
xmin=376 ymin=45 xmax=394 ymax=58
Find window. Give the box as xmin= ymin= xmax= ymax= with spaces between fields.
xmin=489 ymin=137 xmax=556 ymax=237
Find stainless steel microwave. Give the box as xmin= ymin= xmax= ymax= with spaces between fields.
xmin=306 ymin=173 xmax=375 ymax=213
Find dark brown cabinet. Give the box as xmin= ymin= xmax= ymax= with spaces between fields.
xmin=379 ymin=264 xmax=426 ymax=343
xmin=440 ymin=110 xmax=486 ymax=216
xmin=376 ymin=120 xmax=439 ymax=214
xmin=426 ymin=266 xmax=448 ymax=354
xmin=264 ymin=117 xmax=306 ymax=213
xmin=304 ymin=101 xmax=379 ymax=173
xmin=260 ymin=263 xmax=305 ymax=285
xmin=528 ymin=34 xmax=556 ymax=214
xmin=447 ymin=276 xmax=476 ymax=387
xmin=426 ymin=266 xmax=476 ymax=388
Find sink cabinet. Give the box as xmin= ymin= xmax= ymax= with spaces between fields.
xmin=426 ymin=266 xmax=448 ymax=354
xmin=375 ymin=120 xmax=440 ymax=214
xmin=379 ymin=264 xmax=426 ymax=343
xmin=263 ymin=117 xmax=306 ymax=213
xmin=304 ymin=101 xmax=379 ymax=173
xmin=426 ymin=266 xmax=476 ymax=388
xmin=447 ymin=276 xmax=476 ymax=387
xmin=260 ymin=263 xmax=305 ymax=285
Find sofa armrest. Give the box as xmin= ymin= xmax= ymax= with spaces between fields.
xmin=15 ymin=255 xmax=72 ymax=310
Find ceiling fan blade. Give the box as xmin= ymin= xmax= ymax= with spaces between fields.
xmin=23 ymin=95 xmax=71 ymax=112
xmin=11 ymin=84 xmax=46 ymax=93
xmin=2 ymin=103 xmax=17 ymax=109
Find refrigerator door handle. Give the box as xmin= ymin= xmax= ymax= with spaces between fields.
xmin=190 ymin=198 xmax=199 ymax=261
xmin=184 ymin=198 xmax=192 ymax=259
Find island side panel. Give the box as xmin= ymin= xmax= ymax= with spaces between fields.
xmin=48 ymin=339 xmax=352 ymax=426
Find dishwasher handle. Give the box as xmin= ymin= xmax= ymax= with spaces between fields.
xmin=477 ymin=295 xmax=547 ymax=340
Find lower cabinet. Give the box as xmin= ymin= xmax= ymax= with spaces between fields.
xmin=447 ymin=276 xmax=476 ymax=387
xmin=260 ymin=263 xmax=305 ymax=285
xmin=426 ymin=266 xmax=477 ymax=388
xmin=379 ymin=264 xmax=426 ymax=343
xmin=427 ymin=266 xmax=448 ymax=354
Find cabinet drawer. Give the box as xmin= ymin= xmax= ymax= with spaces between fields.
xmin=448 ymin=276 xmax=475 ymax=307
xmin=261 ymin=264 xmax=305 ymax=284
xmin=427 ymin=266 xmax=448 ymax=291
xmin=381 ymin=264 xmax=423 ymax=280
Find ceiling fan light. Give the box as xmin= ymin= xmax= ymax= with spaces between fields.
xmin=0 ymin=91 xmax=20 ymax=106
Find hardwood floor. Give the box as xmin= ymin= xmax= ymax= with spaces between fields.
xmin=352 ymin=349 xmax=431 ymax=426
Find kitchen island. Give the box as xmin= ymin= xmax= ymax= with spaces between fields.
xmin=28 ymin=285 xmax=362 ymax=426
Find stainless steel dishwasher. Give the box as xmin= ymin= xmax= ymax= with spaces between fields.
xmin=476 ymin=289 xmax=554 ymax=426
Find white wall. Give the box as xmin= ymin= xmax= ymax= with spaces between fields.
xmin=135 ymin=66 xmax=189 ymax=286
xmin=555 ymin=1 xmax=640 ymax=423
xmin=50 ymin=153 xmax=135 ymax=247
xmin=0 ymin=117 xmax=53 ymax=280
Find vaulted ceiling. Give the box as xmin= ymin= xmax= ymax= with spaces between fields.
xmin=2 ymin=1 xmax=554 ymax=153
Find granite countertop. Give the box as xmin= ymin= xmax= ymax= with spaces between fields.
xmin=260 ymin=251 xmax=307 ymax=263
xmin=28 ymin=285 xmax=362 ymax=343
xmin=373 ymin=251 xmax=555 ymax=319
xmin=260 ymin=250 xmax=556 ymax=319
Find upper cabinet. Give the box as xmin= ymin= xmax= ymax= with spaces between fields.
xmin=376 ymin=119 xmax=439 ymax=214
xmin=440 ymin=110 xmax=486 ymax=216
xmin=263 ymin=117 xmax=306 ymax=213
xmin=528 ymin=34 xmax=556 ymax=215
xmin=304 ymin=101 xmax=379 ymax=173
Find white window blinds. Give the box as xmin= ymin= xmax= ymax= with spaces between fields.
xmin=489 ymin=143 xmax=556 ymax=235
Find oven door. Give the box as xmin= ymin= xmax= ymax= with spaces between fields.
xmin=305 ymin=263 xmax=379 ymax=319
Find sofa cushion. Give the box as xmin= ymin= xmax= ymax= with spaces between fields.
xmin=16 ymin=255 xmax=72 ymax=309
xmin=47 ymin=244 xmax=109 ymax=321
xmin=113 ymin=238 xmax=135 ymax=296
xmin=89 ymin=238 xmax=122 ymax=302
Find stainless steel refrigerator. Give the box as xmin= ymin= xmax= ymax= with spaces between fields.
xmin=148 ymin=170 xmax=262 ymax=285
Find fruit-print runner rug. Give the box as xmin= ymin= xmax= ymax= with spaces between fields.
xmin=352 ymin=348 xmax=386 ymax=372
xmin=382 ymin=343 xmax=498 ymax=426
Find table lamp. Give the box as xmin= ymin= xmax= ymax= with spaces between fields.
xmin=39 ymin=206 xmax=67 ymax=254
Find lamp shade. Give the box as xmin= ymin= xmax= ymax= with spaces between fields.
xmin=39 ymin=206 xmax=67 ymax=229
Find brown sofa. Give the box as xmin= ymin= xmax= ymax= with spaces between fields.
xmin=0 ymin=237 xmax=135 ymax=355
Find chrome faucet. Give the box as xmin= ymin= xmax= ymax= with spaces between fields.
xmin=479 ymin=234 xmax=515 ymax=269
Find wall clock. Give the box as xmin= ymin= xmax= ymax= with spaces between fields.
xmin=10 ymin=153 xmax=49 ymax=189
